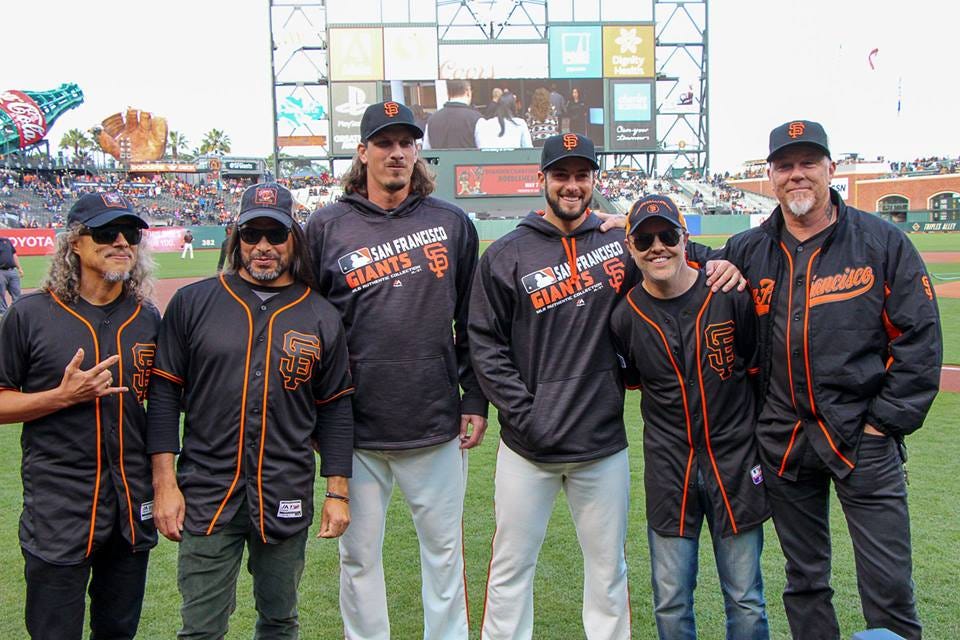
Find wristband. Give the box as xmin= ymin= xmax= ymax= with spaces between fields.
xmin=325 ymin=491 xmax=350 ymax=503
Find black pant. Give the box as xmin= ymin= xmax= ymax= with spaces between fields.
xmin=23 ymin=527 xmax=150 ymax=640
xmin=764 ymin=433 xmax=921 ymax=640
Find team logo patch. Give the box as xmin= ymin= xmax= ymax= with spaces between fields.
xmin=522 ymin=267 xmax=559 ymax=293
xmin=752 ymin=278 xmax=774 ymax=316
xmin=384 ymin=101 xmax=400 ymax=117
xmin=921 ymin=275 xmax=934 ymax=301
xmin=704 ymin=321 xmax=736 ymax=380
xmin=603 ymin=257 xmax=626 ymax=293
xmin=424 ymin=242 xmax=449 ymax=278
xmin=787 ymin=121 xmax=805 ymax=138
xmin=338 ymin=248 xmax=373 ymax=274
xmin=140 ymin=501 xmax=154 ymax=521
xmin=131 ymin=343 xmax=156 ymax=403
xmin=751 ymin=465 xmax=764 ymax=485
xmin=279 ymin=331 xmax=322 ymax=391
xmin=100 ymin=192 xmax=127 ymax=208
xmin=562 ymin=133 xmax=579 ymax=150
xmin=809 ymin=266 xmax=874 ymax=307
xmin=646 ymin=203 xmax=659 ymax=213
xmin=277 ymin=500 xmax=303 ymax=518
xmin=255 ymin=187 xmax=278 ymax=206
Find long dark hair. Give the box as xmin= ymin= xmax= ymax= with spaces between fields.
xmin=225 ymin=220 xmax=319 ymax=290
xmin=340 ymin=155 xmax=436 ymax=198
xmin=494 ymin=94 xmax=518 ymax=137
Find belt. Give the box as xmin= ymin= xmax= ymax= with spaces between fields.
xmin=0 ymin=266 xmax=15 ymax=271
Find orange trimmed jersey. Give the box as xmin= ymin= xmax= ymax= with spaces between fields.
xmin=148 ymin=274 xmax=354 ymax=542
xmin=0 ymin=291 xmax=160 ymax=563
xmin=609 ymin=273 xmax=770 ymax=539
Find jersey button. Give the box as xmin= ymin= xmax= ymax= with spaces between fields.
xmin=257 ymin=336 xmax=265 ymax=343
xmin=103 ymin=319 xmax=111 ymax=325
xmin=797 ymin=245 xmax=805 ymax=253
xmin=260 ymin=305 xmax=267 ymax=311
xmin=252 ymin=407 xmax=261 ymax=414
xmin=255 ymin=370 xmax=263 ymax=377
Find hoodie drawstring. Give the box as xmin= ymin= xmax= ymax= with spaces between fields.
xmin=561 ymin=236 xmax=580 ymax=286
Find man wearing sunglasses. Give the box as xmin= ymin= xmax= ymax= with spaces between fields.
xmin=306 ymin=101 xmax=487 ymax=640
xmin=0 ymin=192 xmax=158 ymax=639
xmin=148 ymin=182 xmax=355 ymax=639
xmin=701 ymin=121 xmax=941 ymax=640
xmin=609 ymin=194 xmax=770 ymax=640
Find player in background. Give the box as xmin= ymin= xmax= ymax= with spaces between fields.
xmin=148 ymin=182 xmax=354 ymax=639
xmin=610 ymin=194 xmax=770 ymax=640
xmin=306 ymin=101 xmax=487 ymax=640
xmin=0 ymin=192 xmax=158 ymax=639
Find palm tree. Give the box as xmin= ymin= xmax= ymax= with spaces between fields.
xmin=168 ymin=131 xmax=189 ymax=160
xmin=59 ymin=128 xmax=92 ymax=162
xmin=200 ymin=129 xmax=231 ymax=155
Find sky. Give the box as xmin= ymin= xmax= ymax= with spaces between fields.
xmin=2 ymin=0 xmax=957 ymax=173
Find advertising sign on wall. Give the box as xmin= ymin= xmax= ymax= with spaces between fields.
xmin=439 ymin=43 xmax=549 ymax=79
xmin=329 ymin=28 xmax=384 ymax=81
xmin=0 ymin=228 xmax=56 ymax=256
xmin=607 ymin=80 xmax=655 ymax=150
xmin=549 ymin=25 xmax=603 ymax=78
xmin=453 ymin=164 xmax=541 ymax=198
xmin=331 ymin=82 xmax=379 ymax=154
xmin=602 ymin=25 xmax=655 ymax=78
xmin=383 ymin=27 xmax=438 ymax=80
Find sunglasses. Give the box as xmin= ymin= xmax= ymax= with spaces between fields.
xmin=631 ymin=228 xmax=683 ymax=252
xmin=81 ymin=225 xmax=142 ymax=246
xmin=238 ymin=226 xmax=291 ymax=245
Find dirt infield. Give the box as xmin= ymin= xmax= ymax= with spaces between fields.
xmin=923 ymin=251 xmax=960 ymax=262
xmin=935 ymin=280 xmax=960 ymax=299
xmin=153 ymin=276 xmax=200 ymax=313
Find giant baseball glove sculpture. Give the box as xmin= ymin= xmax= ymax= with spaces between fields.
xmin=98 ymin=108 xmax=168 ymax=162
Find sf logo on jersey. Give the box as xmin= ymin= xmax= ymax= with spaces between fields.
xmin=279 ymin=331 xmax=322 ymax=391
xmin=131 ymin=343 xmax=156 ymax=403
xmin=704 ymin=321 xmax=736 ymax=380
xmin=424 ymin=242 xmax=449 ymax=278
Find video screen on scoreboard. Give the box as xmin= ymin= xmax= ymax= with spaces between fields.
xmin=382 ymin=78 xmax=604 ymax=150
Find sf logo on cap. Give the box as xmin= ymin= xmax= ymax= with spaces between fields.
xmin=384 ymin=102 xmax=400 ymax=117
xmin=255 ymin=187 xmax=278 ymax=206
xmin=562 ymin=134 xmax=579 ymax=150
xmin=787 ymin=122 xmax=806 ymax=138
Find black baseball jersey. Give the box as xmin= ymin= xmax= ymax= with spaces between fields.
xmin=609 ymin=273 xmax=770 ymax=538
xmin=0 ymin=291 xmax=159 ymax=564
xmin=306 ymin=193 xmax=487 ymax=450
xmin=147 ymin=273 xmax=354 ymax=542
xmin=469 ymin=211 xmax=640 ymax=463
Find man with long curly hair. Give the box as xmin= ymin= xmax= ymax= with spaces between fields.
xmin=307 ymin=101 xmax=487 ymax=640
xmin=0 ymin=192 xmax=159 ymax=640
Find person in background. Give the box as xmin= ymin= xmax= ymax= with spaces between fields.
xmin=565 ymin=87 xmax=588 ymax=136
xmin=475 ymin=94 xmax=532 ymax=149
xmin=422 ymin=80 xmax=482 ymax=150
xmin=526 ymin=88 xmax=559 ymax=148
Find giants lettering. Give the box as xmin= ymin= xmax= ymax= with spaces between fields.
xmin=131 ymin=343 xmax=156 ymax=403
xmin=704 ymin=322 xmax=736 ymax=380
xmin=753 ymin=278 xmax=774 ymax=316
xmin=345 ymin=253 xmax=413 ymax=288
xmin=279 ymin=331 xmax=322 ymax=391
xmin=530 ymin=271 xmax=595 ymax=309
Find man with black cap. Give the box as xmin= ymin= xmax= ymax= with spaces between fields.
xmin=609 ymin=194 xmax=770 ymax=640
xmin=148 ymin=182 xmax=355 ymax=639
xmin=306 ymin=102 xmax=486 ymax=640
xmin=0 ymin=192 xmax=158 ymax=639
xmin=705 ymin=120 xmax=941 ymax=639
xmin=469 ymin=133 xmax=640 ymax=640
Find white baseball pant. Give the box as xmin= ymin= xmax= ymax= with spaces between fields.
xmin=339 ymin=437 xmax=469 ymax=640
xmin=481 ymin=443 xmax=631 ymax=640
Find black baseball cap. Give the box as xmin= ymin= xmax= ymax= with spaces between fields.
xmin=237 ymin=183 xmax=295 ymax=228
xmin=360 ymin=101 xmax=424 ymax=143
xmin=626 ymin=195 xmax=687 ymax=236
xmin=767 ymin=119 xmax=831 ymax=161
xmin=68 ymin=192 xmax=148 ymax=229
xmin=540 ymin=133 xmax=600 ymax=172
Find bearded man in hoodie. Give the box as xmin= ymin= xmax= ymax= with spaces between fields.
xmin=305 ymin=101 xmax=487 ymax=640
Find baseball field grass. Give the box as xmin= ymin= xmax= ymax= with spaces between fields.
xmin=0 ymin=394 xmax=957 ymax=638
xmin=2 ymin=231 xmax=958 ymax=637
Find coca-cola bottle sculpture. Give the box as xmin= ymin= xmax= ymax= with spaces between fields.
xmin=0 ymin=83 xmax=85 ymax=155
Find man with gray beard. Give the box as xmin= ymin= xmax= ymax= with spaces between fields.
xmin=0 ymin=192 xmax=158 ymax=639
xmin=148 ymin=182 xmax=355 ymax=639
xmin=704 ymin=120 xmax=941 ymax=640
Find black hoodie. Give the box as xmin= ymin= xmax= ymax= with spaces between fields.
xmin=469 ymin=210 xmax=640 ymax=462
xmin=306 ymin=193 xmax=487 ymax=449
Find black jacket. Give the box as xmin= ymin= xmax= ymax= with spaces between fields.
xmin=469 ymin=211 xmax=640 ymax=462
xmin=306 ymin=193 xmax=487 ymax=449
xmin=423 ymin=101 xmax=482 ymax=149
xmin=704 ymin=191 xmax=942 ymax=478
xmin=610 ymin=274 xmax=770 ymax=538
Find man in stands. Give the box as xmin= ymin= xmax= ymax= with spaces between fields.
xmin=422 ymin=80 xmax=482 ymax=149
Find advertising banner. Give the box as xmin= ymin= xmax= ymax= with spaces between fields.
xmin=331 ymin=82 xmax=378 ymax=154
xmin=128 ymin=162 xmax=196 ymax=173
xmin=830 ymin=177 xmax=849 ymax=200
xmin=549 ymin=25 xmax=603 ymax=78
xmin=383 ymin=27 xmax=438 ymax=80
xmin=144 ymin=227 xmax=190 ymax=253
xmin=276 ymin=84 xmax=330 ymax=154
xmin=439 ymin=43 xmax=548 ymax=79
xmin=0 ymin=228 xmax=56 ymax=256
xmin=453 ymin=164 xmax=541 ymax=198
xmin=329 ymin=28 xmax=384 ymax=81
xmin=906 ymin=221 xmax=960 ymax=232
xmin=602 ymin=25 xmax=655 ymax=78
xmin=607 ymin=80 xmax=655 ymax=150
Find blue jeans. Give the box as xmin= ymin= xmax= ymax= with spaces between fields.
xmin=0 ymin=267 xmax=21 ymax=315
xmin=648 ymin=476 xmax=769 ymax=640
